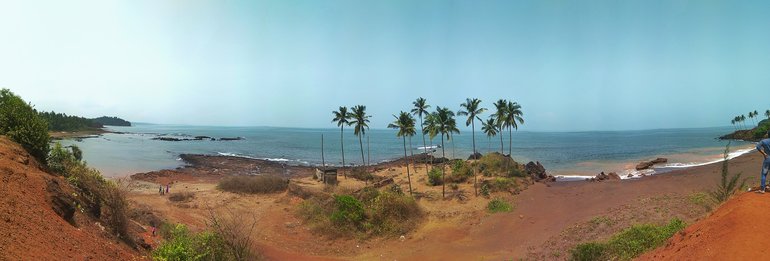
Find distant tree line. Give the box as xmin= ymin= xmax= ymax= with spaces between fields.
xmin=92 ymin=116 xmax=131 ymax=127
xmin=38 ymin=111 xmax=103 ymax=131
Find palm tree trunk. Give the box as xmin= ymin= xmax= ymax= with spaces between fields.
xmin=441 ymin=134 xmax=446 ymax=199
xmin=471 ymin=121 xmax=477 ymax=196
xmin=367 ymin=135 xmax=370 ymax=167
xmin=420 ymin=115 xmax=429 ymax=175
xmin=499 ymin=131 xmax=504 ymax=154
xmin=508 ymin=126 xmax=512 ymax=157
xmin=341 ymin=126 xmax=346 ymax=179
xmin=359 ymin=134 xmax=365 ymax=167
xmin=403 ymin=136 xmax=412 ymax=195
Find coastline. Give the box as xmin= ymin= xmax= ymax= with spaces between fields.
xmin=49 ymin=128 xmax=110 ymax=140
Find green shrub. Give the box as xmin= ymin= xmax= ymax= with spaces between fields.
xmin=427 ymin=167 xmax=443 ymax=186
xmin=217 ymin=175 xmax=288 ymax=194
xmin=447 ymin=160 xmax=473 ymax=183
xmin=480 ymin=184 xmax=490 ymax=196
xmin=152 ymin=224 xmax=229 ymax=261
xmin=487 ymin=198 xmax=512 ymax=213
xmin=330 ymin=195 xmax=365 ymax=228
xmin=298 ymin=191 xmax=423 ymax=238
xmin=709 ymin=143 xmax=747 ymax=204
xmin=753 ymin=121 xmax=770 ymax=139
xmin=569 ymin=218 xmax=686 ymax=261
xmin=570 ymin=242 xmax=607 ymax=261
xmin=478 ymin=152 xmax=522 ymax=177
xmin=0 ymin=88 xmax=50 ymax=163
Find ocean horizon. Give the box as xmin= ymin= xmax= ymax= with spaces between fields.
xmin=57 ymin=123 xmax=755 ymax=179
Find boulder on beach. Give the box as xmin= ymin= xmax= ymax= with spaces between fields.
xmin=636 ymin=158 xmax=667 ymax=170
xmin=591 ymin=171 xmax=620 ymax=182
xmin=467 ymin=152 xmax=483 ymax=160
xmin=525 ymin=161 xmax=555 ymax=182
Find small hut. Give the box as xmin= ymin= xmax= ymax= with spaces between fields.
xmin=316 ymin=167 xmax=338 ymax=185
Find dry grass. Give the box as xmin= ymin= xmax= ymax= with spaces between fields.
xmin=168 ymin=191 xmax=195 ymax=202
xmin=217 ymin=175 xmax=288 ymax=194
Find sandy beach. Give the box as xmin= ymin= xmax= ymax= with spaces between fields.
xmin=125 ymin=147 xmax=765 ymax=260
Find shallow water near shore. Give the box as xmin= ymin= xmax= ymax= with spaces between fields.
xmin=58 ymin=124 xmax=754 ymax=178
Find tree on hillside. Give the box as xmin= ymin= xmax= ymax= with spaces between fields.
xmin=741 ymin=114 xmax=746 ymax=129
xmin=731 ymin=119 xmax=737 ymax=131
xmin=481 ymin=117 xmax=499 ymax=153
xmin=0 ymin=89 xmax=50 ymax=162
xmin=332 ymin=106 xmax=351 ymax=178
xmin=766 ymin=109 xmax=770 ymax=120
xmin=493 ymin=99 xmax=508 ymax=154
xmin=754 ymin=110 xmax=759 ymax=125
xmin=433 ymin=106 xmax=458 ymax=198
xmin=503 ymin=101 xmax=524 ymax=157
xmin=749 ymin=111 xmax=756 ymax=127
xmin=458 ymin=98 xmax=486 ymax=159
xmin=388 ymin=111 xmax=416 ymax=195
xmin=423 ymin=112 xmax=439 ymax=168
xmin=349 ymin=105 xmax=370 ymax=167
xmin=411 ymin=97 xmax=431 ymax=174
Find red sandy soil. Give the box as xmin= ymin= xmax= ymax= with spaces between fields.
xmin=639 ymin=191 xmax=770 ymax=261
xmin=128 ymin=148 xmax=767 ymax=260
xmin=0 ymin=137 xmax=143 ymax=260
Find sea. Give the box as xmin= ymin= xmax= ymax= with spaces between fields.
xmin=58 ymin=123 xmax=756 ymax=180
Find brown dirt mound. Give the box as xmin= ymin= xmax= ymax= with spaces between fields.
xmin=0 ymin=136 xmax=142 ymax=260
xmin=639 ymin=192 xmax=770 ymax=260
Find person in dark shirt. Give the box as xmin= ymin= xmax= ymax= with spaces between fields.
xmin=756 ymin=130 xmax=770 ymax=194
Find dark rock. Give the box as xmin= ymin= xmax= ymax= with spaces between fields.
xmin=607 ymin=172 xmax=621 ymax=180
xmin=525 ymin=161 xmax=554 ymax=182
xmin=219 ymin=137 xmax=244 ymax=141
xmin=468 ymin=152 xmax=483 ymax=160
xmin=636 ymin=158 xmax=668 ymax=170
xmin=46 ymin=179 xmax=76 ymax=225
xmin=627 ymin=174 xmax=634 ymax=178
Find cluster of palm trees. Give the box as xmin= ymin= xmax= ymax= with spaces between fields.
xmin=331 ymin=105 xmax=370 ymax=178
xmin=731 ymin=109 xmax=770 ymax=131
xmin=332 ymin=97 xmax=524 ymax=198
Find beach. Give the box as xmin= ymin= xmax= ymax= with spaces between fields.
xmin=123 ymin=141 xmax=764 ymax=260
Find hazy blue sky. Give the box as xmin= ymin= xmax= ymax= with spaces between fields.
xmin=1 ymin=0 xmax=769 ymax=131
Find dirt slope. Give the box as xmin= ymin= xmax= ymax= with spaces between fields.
xmin=0 ymin=137 xmax=141 ymax=260
xmin=639 ymin=192 xmax=770 ymax=261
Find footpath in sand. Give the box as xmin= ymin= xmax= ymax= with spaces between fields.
xmin=640 ymin=191 xmax=770 ymax=261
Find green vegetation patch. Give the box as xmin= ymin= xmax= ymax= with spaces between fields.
xmin=153 ymin=224 xmax=229 ymax=261
xmin=569 ymin=218 xmax=686 ymax=261
xmin=447 ymin=159 xmax=473 ymax=183
xmin=487 ymin=198 xmax=513 ymax=213
xmin=427 ymin=167 xmax=443 ymax=186
xmin=478 ymin=152 xmax=524 ymax=177
xmin=297 ymin=190 xmax=423 ymax=238
xmin=0 ymin=88 xmax=50 ymax=162
xmin=216 ymin=175 xmax=288 ymax=194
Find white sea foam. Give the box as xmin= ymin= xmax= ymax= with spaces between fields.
xmin=217 ymin=152 xmax=293 ymax=162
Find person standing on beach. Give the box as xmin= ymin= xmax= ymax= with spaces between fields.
xmin=757 ymin=130 xmax=770 ymax=193
xmin=166 ymin=184 xmax=169 ymax=194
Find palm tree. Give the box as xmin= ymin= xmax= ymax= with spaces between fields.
xmin=458 ymin=98 xmax=486 ymax=160
xmin=423 ymin=112 xmax=439 ymax=168
xmin=734 ymin=116 xmax=741 ymax=130
xmin=411 ymin=97 xmax=431 ymax=173
xmin=433 ymin=106 xmax=458 ymax=198
xmin=754 ymin=110 xmax=759 ymax=125
xmin=749 ymin=111 xmax=756 ymax=127
xmin=731 ymin=119 xmax=736 ymax=131
xmin=481 ymin=117 xmax=498 ymax=153
xmin=493 ymin=99 xmax=508 ymax=154
xmin=388 ymin=111 xmax=416 ymax=195
xmin=741 ymin=114 xmax=746 ymax=129
xmin=332 ymin=106 xmax=351 ymax=178
xmin=503 ymin=101 xmax=524 ymax=157
xmin=765 ymin=109 xmax=770 ymax=120
xmin=350 ymin=105 xmax=370 ymax=167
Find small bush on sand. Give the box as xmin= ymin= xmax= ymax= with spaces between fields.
xmin=709 ymin=143 xmax=747 ymax=204
xmin=0 ymin=88 xmax=50 ymax=163
xmin=487 ymin=198 xmax=512 ymax=213
xmin=349 ymin=168 xmax=374 ymax=182
xmin=168 ymin=191 xmax=195 ymax=202
xmin=152 ymin=223 xmax=228 ymax=261
xmin=298 ymin=190 xmax=423 ymax=238
xmin=217 ymin=175 xmax=288 ymax=194
xmin=569 ymin=218 xmax=686 ymax=261
xmin=447 ymin=160 xmax=473 ymax=183
xmin=478 ymin=152 xmax=523 ymax=177
xmin=427 ymin=167 xmax=443 ymax=186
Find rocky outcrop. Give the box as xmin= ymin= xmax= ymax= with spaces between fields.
xmin=636 ymin=158 xmax=667 ymax=170
xmin=219 ymin=137 xmax=244 ymax=141
xmin=525 ymin=161 xmax=555 ymax=182
xmin=468 ymin=152 xmax=483 ymax=160
xmin=588 ymin=171 xmax=621 ymax=182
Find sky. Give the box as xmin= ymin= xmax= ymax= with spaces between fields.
xmin=1 ymin=0 xmax=769 ymax=131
